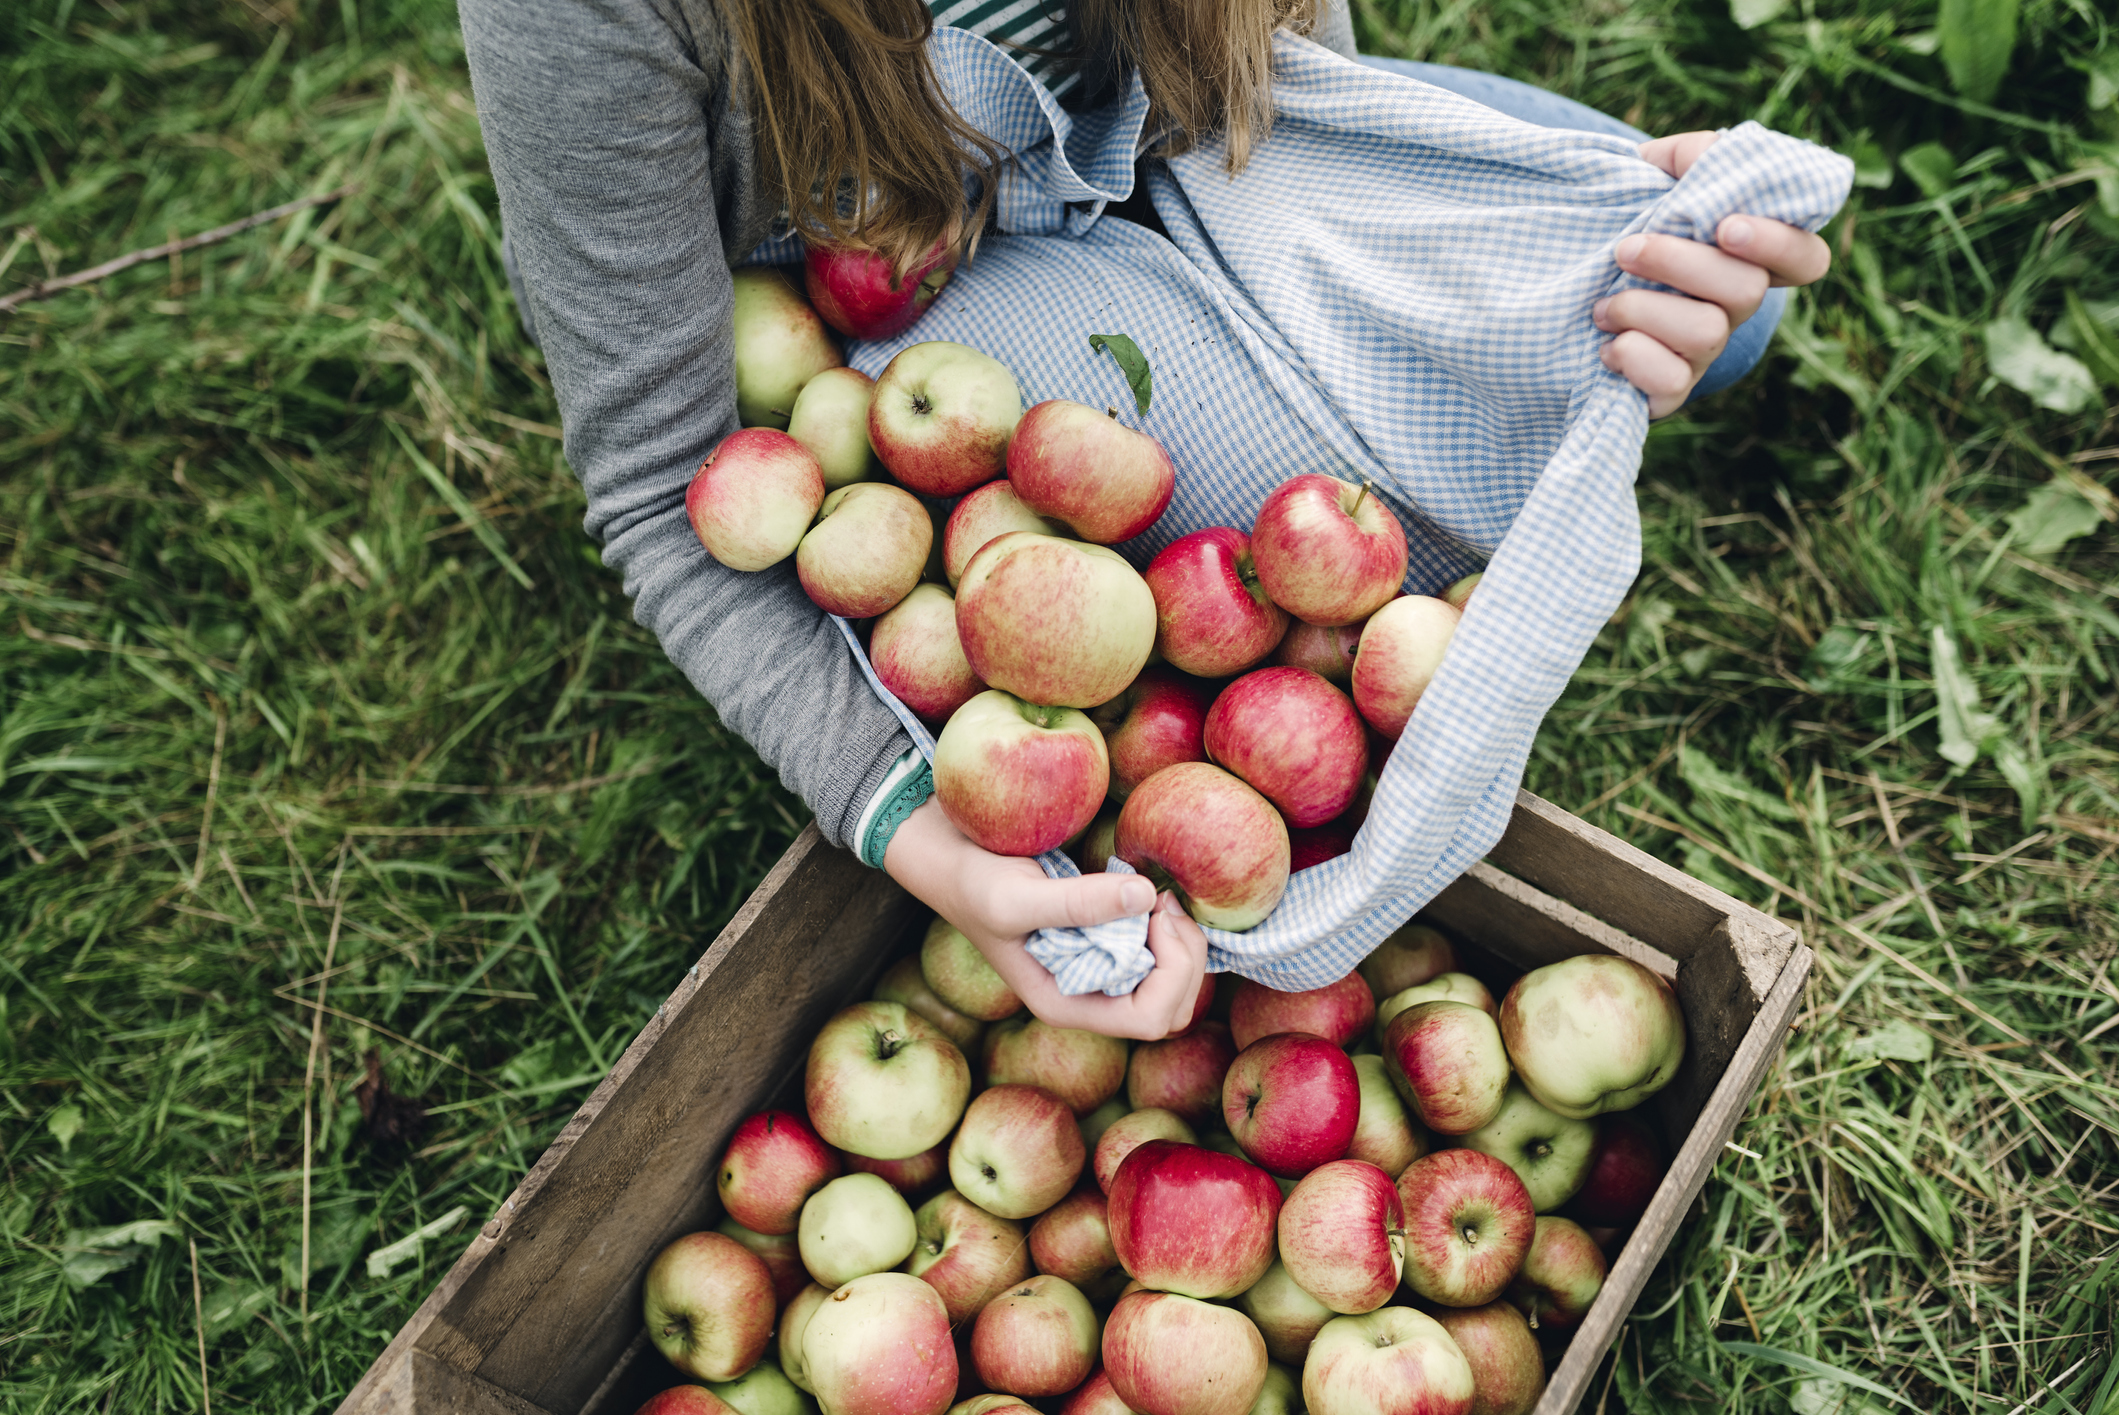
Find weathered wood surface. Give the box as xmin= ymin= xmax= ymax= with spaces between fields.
xmin=1426 ymin=860 xmax=1681 ymax=979
xmin=350 ymin=1348 xmax=560 ymax=1415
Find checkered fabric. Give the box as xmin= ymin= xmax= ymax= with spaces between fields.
xmin=777 ymin=27 xmax=1851 ymax=995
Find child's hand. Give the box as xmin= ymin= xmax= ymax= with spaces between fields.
xmin=1599 ymin=132 xmax=1834 ymax=417
xmin=884 ymin=798 xmax=1209 ymax=1040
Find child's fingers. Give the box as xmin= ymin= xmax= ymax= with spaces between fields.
xmin=1614 ymin=233 xmax=1771 ymax=326
xmin=981 ymin=867 xmax=1157 ymax=939
xmin=1133 ymin=895 xmax=1211 ymax=1036
xmin=1716 ymin=215 xmax=1831 ymax=289
xmin=1594 ymin=289 xmax=1730 ymax=371
xmin=1637 ymin=131 xmax=1720 ymax=179
xmin=1600 ymin=330 xmax=1694 ymax=419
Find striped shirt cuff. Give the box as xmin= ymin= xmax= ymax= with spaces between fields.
xmin=856 ymin=747 xmax=936 ymax=869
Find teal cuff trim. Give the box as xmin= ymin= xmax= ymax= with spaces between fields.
xmin=860 ymin=761 xmax=935 ymax=869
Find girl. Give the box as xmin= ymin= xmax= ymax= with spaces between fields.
xmin=459 ymin=0 xmax=1829 ymax=1039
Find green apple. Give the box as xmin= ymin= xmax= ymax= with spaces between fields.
xmin=1344 ymin=1054 xmax=1425 ymax=1177
xmin=731 ymin=266 xmax=842 ymax=429
xmin=1374 ymin=971 xmax=1495 ymax=1041
xmin=1457 ymin=1080 xmax=1594 ymax=1212
xmin=786 ymin=367 xmax=883 ymax=489
xmin=1247 ymin=1363 xmax=1302 ymax=1415
xmin=799 ymin=1173 xmax=918 ymax=1287
xmin=920 ymin=917 xmax=1020 ymax=1021
xmin=1498 ymin=954 xmax=1686 ymax=1118
xmin=777 ymin=1283 xmax=831 ymax=1393
xmin=710 ymin=1359 xmax=818 ymax=1415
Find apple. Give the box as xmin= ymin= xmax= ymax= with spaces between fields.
xmin=1497 ymin=954 xmax=1686 ymax=1118
xmin=1504 ymin=1216 xmax=1605 ymax=1330
xmin=870 ymin=342 xmax=1023 ymax=498
xmin=687 ymin=429 xmax=827 ymax=572
xmin=1202 ymin=669 xmax=1367 ymax=829
xmin=1457 ymin=1081 xmax=1595 ymax=1213
xmin=1228 ymin=974 xmax=1376 ymax=1051
xmin=1276 ymin=1160 xmax=1404 ymax=1314
xmin=1079 ymin=1098 xmax=1129 ymax=1153
xmin=1395 ymin=1149 xmax=1534 ymax=1307
xmin=1441 ymin=573 xmax=1481 ymax=611
xmin=1106 ymin=1140 xmax=1282 ymax=1298
xmin=874 ymin=957 xmax=984 ymax=1053
xmin=779 ymin=1283 xmax=832 ymax=1394
xmin=933 ymin=690 xmax=1109 ymax=857
xmin=1350 ymin=596 xmax=1459 ymax=740
xmin=949 ymin=1083 xmax=1087 ymax=1219
xmin=1249 ymin=476 xmax=1407 ymax=628
xmin=982 ymin=1017 xmax=1129 ymax=1117
xmin=710 ymin=1361 xmax=818 ymax=1415
xmin=1300 ymin=1308 xmax=1474 ymax=1415
xmin=1248 ymin=1364 xmax=1302 ymax=1415
xmin=1375 ymin=975 xmax=1497 ymax=1040
xmin=1125 ymin=1022 xmax=1235 ymax=1128
xmin=1008 ymin=399 xmax=1176 ymax=544
xmin=1092 ymin=1108 xmax=1198 ymax=1192
xmin=1381 ymin=1001 xmax=1510 ymax=1136
xmin=1176 ymin=974 xmax=1219 ymax=1035
xmin=1222 ymin=1034 xmax=1360 ymax=1178
xmin=787 ymin=367 xmax=885 ymax=489
xmin=1115 ymin=763 xmax=1290 ymax=932
xmin=943 ymin=480 xmax=1067 ymax=586
xmin=1567 ymin=1112 xmax=1667 ymax=1228
xmin=1029 ymin=1185 xmax=1120 ymax=1288
xmin=1059 ymin=1369 xmax=1133 ymax=1415
xmin=1070 ymin=805 xmax=1121 ymax=874
xmin=800 ymin=1173 xmax=920 ymax=1287
xmin=637 ymin=1388 xmax=741 ymax=1415
xmin=1357 ymin=925 xmax=1457 ymax=1000
xmin=872 ymin=584 xmax=985 ymax=725
xmin=805 ymin=241 xmax=957 ymax=341
xmin=1143 ymin=528 xmax=1290 ymax=677
xmin=806 ymin=1001 xmax=972 ymax=1160
xmin=731 ymin=266 xmax=842 ymax=430
xmin=972 ymin=1274 xmax=1100 ymax=1396
xmin=921 ymin=917 xmax=1021 ymax=1022
xmin=904 ymin=1188 xmax=1033 ymax=1325
xmin=801 ymin=1271 xmax=957 ymax=1415
xmin=717 ymin=1111 xmax=842 ymax=1237
xmin=956 ymin=533 xmax=1156 ymax=709
xmin=796 ymin=482 xmax=932 ymax=618
xmin=1269 ymin=619 xmax=1361 ymax=685
xmin=1288 ymin=821 xmax=1355 ymax=872
xmin=1345 ymin=1054 xmax=1426 ymax=1176
xmin=1235 ymin=1259 xmax=1335 ymax=1365
xmin=1102 ymin=1290 xmax=1268 ymax=1415
xmin=1431 ymin=1305 xmax=1541 ymax=1415
xmin=953 ymin=1399 xmax=1034 ymax=1415
xmin=718 ymin=1218 xmax=811 ymax=1308
xmin=644 ymin=1231 xmax=776 ymax=1381
xmin=1090 ymin=667 xmax=1213 ymax=800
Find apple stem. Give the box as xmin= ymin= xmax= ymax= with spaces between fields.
xmin=1350 ymin=480 xmax=1374 ymax=517
xmin=876 ymin=1028 xmax=905 ymax=1060
xmin=1106 ymin=406 xmax=1120 ymax=418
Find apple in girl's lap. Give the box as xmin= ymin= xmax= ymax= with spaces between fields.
xmin=943 ymin=479 xmax=1066 ymax=586
xmin=954 ymin=532 xmax=1156 ymax=709
xmin=869 ymin=340 xmax=1023 ymax=497
xmin=731 ymin=266 xmax=843 ymax=430
xmin=932 ymin=689 xmax=1109 ymax=857
xmin=805 ymin=241 xmax=957 ymax=342
xmin=1006 ymin=398 xmax=1176 ymax=545
xmin=868 ymin=583 xmax=983 ymax=727
xmin=795 ymin=482 xmax=932 ymax=618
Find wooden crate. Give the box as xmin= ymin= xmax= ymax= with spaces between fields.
xmin=336 ymin=789 xmax=1810 ymax=1415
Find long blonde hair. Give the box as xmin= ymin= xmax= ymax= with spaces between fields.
xmin=718 ymin=0 xmax=1319 ymax=270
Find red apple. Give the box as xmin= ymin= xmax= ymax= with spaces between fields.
xmin=1566 ymin=1112 xmax=1667 ymax=1229
xmin=1106 ymin=1140 xmax=1281 ymax=1298
xmin=715 ymin=1219 xmax=809 ymax=1310
xmin=1249 ymin=476 xmax=1407 ymax=628
xmin=869 ymin=341 xmax=1023 ymax=498
xmin=1102 ymin=1290 xmax=1268 ymax=1415
xmin=982 ymin=1017 xmax=1129 ymax=1117
xmin=801 ymin=1271 xmax=957 ymax=1415
xmin=872 ymin=584 xmax=984 ymax=726
xmin=1007 ymin=399 xmax=1175 ymax=544
xmin=904 ymin=1189 xmax=1033 ymax=1326
xmin=1222 ymin=1033 xmax=1359 ymax=1179
xmin=1202 ymin=668 xmax=1367 ymax=828
xmin=806 ymin=1001 xmax=972 ymax=1160
xmin=1288 ymin=821 xmax=1355 ymax=871
xmin=1381 ymin=1001 xmax=1510 ymax=1136
xmin=1058 ymin=1368 xmax=1132 ymax=1415
xmin=1395 ymin=1150 xmax=1534 ymax=1307
xmin=1029 ymin=1186 xmax=1120 ymax=1288
xmin=972 ymin=1274 xmax=1099 ymax=1396
xmin=1126 ymin=1022 xmax=1235 ymax=1127
xmin=1375 ymin=974 xmax=1497 ymax=1039
xmin=933 ymin=690 xmax=1109 ymax=857
xmin=1090 ymin=667 xmax=1212 ymax=800
xmin=687 ymin=428 xmax=827 ymax=572
xmin=1350 ymin=596 xmax=1459 ymax=740
xmin=956 ymin=533 xmax=1156 ymax=709
xmin=1345 ymin=1054 xmax=1426 ymax=1177
xmin=1269 ymin=619 xmax=1362 ymax=685
xmin=644 ymin=1231 xmax=776 ymax=1380
xmin=787 ymin=366 xmax=884 ymax=489
xmin=1441 ymin=572 xmax=1482 ymax=611
xmin=1432 ymin=1305 xmax=1542 ymax=1415
xmin=1497 ymin=954 xmax=1686 ymax=1119
xmin=874 ymin=957 xmax=984 ymax=1053
xmin=949 ymin=1083 xmax=1086 ymax=1220
xmin=717 ymin=1110 xmax=843 ymax=1237
xmin=1235 ymin=1259 xmax=1335 ymax=1365
xmin=1143 ymin=528 xmax=1289 ymax=677
xmin=921 ymin=917 xmax=1021 ymax=1022
xmin=1228 ymin=974 xmax=1376 ymax=1051
xmin=1504 ymin=1216 xmax=1605 ymax=1330
xmin=1115 ymin=763 xmax=1290 ymax=932
xmin=1092 ymin=1108 xmax=1198 ymax=1193
xmin=805 ymin=241 xmax=957 ymax=341
xmin=943 ymin=479 xmax=1067 ymax=586
xmin=796 ymin=482 xmax=932 ymax=618
xmin=1301 ymin=1309 xmax=1473 ymax=1415
xmin=731 ymin=266 xmax=842 ymax=430
xmin=1276 ymin=1160 xmax=1404 ymax=1314
xmin=1357 ymin=924 xmax=1456 ymax=1001
xmin=636 ymin=1388 xmax=740 ymax=1415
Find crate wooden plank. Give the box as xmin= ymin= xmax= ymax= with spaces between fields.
xmin=351 ymin=1347 xmax=559 ymax=1415
xmin=1424 ymin=860 xmax=1680 ymax=979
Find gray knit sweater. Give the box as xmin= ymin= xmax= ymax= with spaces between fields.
xmin=456 ymin=0 xmax=1358 ymax=850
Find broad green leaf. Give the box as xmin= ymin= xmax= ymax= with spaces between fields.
xmin=2065 ymin=289 xmax=2119 ymax=387
xmin=1938 ymin=0 xmax=2019 ymax=105
xmin=1088 ymin=333 xmax=1153 ymax=416
xmin=46 ymin=1104 xmax=83 ymax=1153
xmin=1898 ymin=142 xmax=1957 ymax=199
xmin=1845 ymin=140 xmax=1893 ymax=190
xmin=1804 ymin=623 xmax=1872 ymax=691
xmin=2007 ymin=476 xmax=2114 ymax=557
xmin=1930 ymin=626 xmax=2002 ymax=770
xmin=2082 ymin=50 xmax=2119 ymax=109
xmin=1731 ymin=0 xmax=1789 ymax=29
xmin=1847 ymin=1019 xmax=1935 ymax=1064
xmin=1983 ymin=317 xmax=2097 ymax=413
xmin=1679 ymin=746 xmax=1799 ymax=820
xmin=60 ymin=1219 xmax=182 ymax=1290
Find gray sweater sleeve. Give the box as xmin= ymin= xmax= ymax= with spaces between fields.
xmin=458 ymin=0 xmax=913 ymax=849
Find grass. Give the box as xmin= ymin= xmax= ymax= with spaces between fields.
xmin=0 ymin=0 xmax=2112 ymax=1409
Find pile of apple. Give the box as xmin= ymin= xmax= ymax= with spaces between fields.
xmin=688 ymin=253 xmax=1472 ymax=929
xmin=630 ymin=916 xmax=1686 ymax=1415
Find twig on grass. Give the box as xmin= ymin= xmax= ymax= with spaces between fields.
xmin=0 ymin=186 xmax=355 ymax=315
xmin=298 ymin=890 xmax=344 ymax=1325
